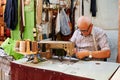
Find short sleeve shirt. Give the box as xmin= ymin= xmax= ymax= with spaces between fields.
xmin=70 ymin=27 xmax=110 ymax=52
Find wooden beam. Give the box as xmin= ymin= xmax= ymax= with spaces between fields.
xmin=117 ymin=0 xmax=120 ymax=63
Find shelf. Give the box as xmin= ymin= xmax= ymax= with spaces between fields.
xmin=16 ymin=51 xmax=37 ymax=55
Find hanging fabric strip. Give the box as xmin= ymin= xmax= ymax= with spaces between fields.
xmin=22 ymin=0 xmax=25 ymax=26
xmin=70 ymin=0 xmax=74 ymax=22
xmin=90 ymin=0 xmax=97 ymax=17
xmin=82 ymin=0 xmax=84 ymax=15
xmin=20 ymin=0 xmax=25 ymax=39
xmin=91 ymin=29 xmax=98 ymax=51
xmin=36 ymin=0 xmax=42 ymax=24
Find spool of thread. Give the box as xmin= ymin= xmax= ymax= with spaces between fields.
xmin=19 ymin=41 xmax=26 ymax=52
xmin=15 ymin=40 xmax=20 ymax=51
xmin=39 ymin=34 xmax=42 ymax=41
xmin=31 ymin=41 xmax=38 ymax=52
xmin=33 ymin=28 xmax=37 ymax=37
xmin=25 ymin=40 xmax=30 ymax=53
xmin=33 ymin=32 xmax=37 ymax=37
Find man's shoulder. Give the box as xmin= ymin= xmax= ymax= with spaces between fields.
xmin=93 ymin=26 xmax=106 ymax=37
xmin=94 ymin=26 xmax=103 ymax=30
xmin=93 ymin=26 xmax=105 ymax=33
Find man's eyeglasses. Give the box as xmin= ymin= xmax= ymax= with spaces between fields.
xmin=80 ymin=24 xmax=91 ymax=32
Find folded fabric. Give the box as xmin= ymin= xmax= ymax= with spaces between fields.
xmin=1 ymin=38 xmax=24 ymax=60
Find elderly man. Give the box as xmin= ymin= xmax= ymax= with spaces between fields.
xmin=70 ymin=16 xmax=110 ymax=61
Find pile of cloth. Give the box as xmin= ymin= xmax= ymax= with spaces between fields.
xmin=0 ymin=38 xmax=24 ymax=60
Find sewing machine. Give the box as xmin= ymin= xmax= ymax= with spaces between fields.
xmin=15 ymin=40 xmax=75 ymax=63
xmin=38 ymin=41 xmax=75 ymax=60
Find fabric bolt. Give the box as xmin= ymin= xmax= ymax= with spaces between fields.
xmin=15 ymin=40 xmax=20 ymax=51
xmin=70 ymin=27 xmax=110 ymax=52
xmin=25 ymin=40 xmax=30 ymax=53
xmin=19 ymin=41 xmax=26 ymax=52
xmin=31 ymin=41 xmax=38 ymax=52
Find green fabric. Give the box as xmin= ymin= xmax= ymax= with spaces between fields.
xmin=11 ymin=0 xmax=34 ymax=41
xmin=7 ymin=0 xmax=35 ymax=60
xmin=11 ymin=24 xmax=21 ymax=40
xmin=11 ymin=0 xmax=21 ymax=40
xmin=1 ymin=38 xmax=24 ymax=60
xmin=23 ymin=0 xmax=34 ymax=40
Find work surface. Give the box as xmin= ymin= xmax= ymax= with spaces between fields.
xmin=12 ymin=58 xmax=120 ymax=80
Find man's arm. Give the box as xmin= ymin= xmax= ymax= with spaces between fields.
xmin=76 ymin=49 xmax=110 ymax=59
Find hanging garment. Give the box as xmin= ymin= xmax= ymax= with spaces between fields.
xmin=55 ymin=9 xmax=60 ymax=34
xmin=4 ymin=0 xmax=18 ymax=30
xmin=59 ymin=8 xmax=71 ymax=36
xmin=23 ymin=0 xmax=34 ymax=40
xmin=72 ymin=6 xmax=76 ymax=33
xmin=90 ymin=0 xmax=97 ymax=17
xmin=51 ymin=16 xmax=56 ymax=40
xmin=11 ymin=0 xmax=34 ymax=41
xmin=45 ymin=9 xmax=49 ymax=22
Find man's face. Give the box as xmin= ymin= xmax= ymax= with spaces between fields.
xmin=78 ymin=23 xmax=93 ymax=36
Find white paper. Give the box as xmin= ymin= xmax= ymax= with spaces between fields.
xmin=110 ymin=66 xmax=120 ymax=80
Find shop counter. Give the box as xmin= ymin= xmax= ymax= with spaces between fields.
xmin=11 ymin=58 xmax=120 ymax=80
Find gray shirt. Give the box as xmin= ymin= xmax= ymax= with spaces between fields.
xmin=70 ymin=27 xmax=110 ymax=52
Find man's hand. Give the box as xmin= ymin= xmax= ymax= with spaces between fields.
xmin=73 ymin=48 xmax=77 ymax=54
xmin=76 ymin=51 xmax=89 ymax=59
